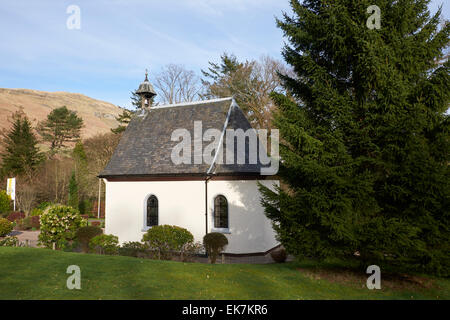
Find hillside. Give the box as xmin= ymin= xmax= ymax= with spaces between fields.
xmin=0 ymin=88 xmax=123 ymax=139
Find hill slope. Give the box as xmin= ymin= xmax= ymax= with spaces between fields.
xmin=0 ymin=88 xmax=123 ymax=138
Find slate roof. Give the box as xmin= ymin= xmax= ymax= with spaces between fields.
xmin=99 ymin=97 xmax=270 ymax=178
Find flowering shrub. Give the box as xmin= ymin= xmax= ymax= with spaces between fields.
xmin=0 ymin=236 xmax=19 ymax=247
xmin=0 ymin=218 xmax=13 ymax=237
xmin=142 ymin=225 xmax=194 ymax=260
xmin=38 ymin=205 xmax=87 ymax=249
xmin=89 ymin=234 xmax=119 ymax=255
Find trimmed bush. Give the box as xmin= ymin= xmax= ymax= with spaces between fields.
xmin=203 ymin=232 xmax=228 ymax=264
xmin=270 ymin=248 xmax=287 ymax=263
xmin=90 ymin=234 xmax=119 ymax=255
xmin=0 ymin=218 xmax=13 ymax=237
xmin=0 ymin=236 xmax=19 ymax=247
xmin=38 ymin=205 xmax=87 ymax=249
xmin=0 ymin=190 xmax=11 ymax=214
xmin=142 ymin=225 xmax=194 ymax=260
xmin=76 ymin=226 xmax=103 ymax=253
xmin=7 ymin=211 xmax=25 ymax=222
xmin=119 ymin=241 xmax=148 ymax=257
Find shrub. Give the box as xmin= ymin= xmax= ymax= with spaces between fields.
xmin=0 ymin=236 xmax=19 ymax=247
xmin=142 ymin=225 xmax=194 ymax=260
xmin=31 ymin=216 xmax=40 ymax=229
xmin=90 ymin=234 xmax=119 ymax=255
xmin=203 ymin=232 xmax=228 ymax=264
xmin=0 ymin=218 xmax=13 ymax=237
xmin=0 ymin=190 xmax=11 ymax=214
xmin=7 ymin=211 xmax=25 ymax=222
xmin=119 ymin=241 xmax=148 ymax=257
xmin=270 ymin=247 xmax=287 ymax=263
xmin=90 ymin=221 xmax=101 ymax=227
xmin=30 ymin=208 xmax=43 ymax=217
xmin=38 ymin=205 xmax=87 ymax=249
xmin=15 ymin=217 xmax=32 ymax=231
xmin=182 ymin=241 xmax=204 ymax=262
xmin=76 ymin=226 xmax=103 ymax=253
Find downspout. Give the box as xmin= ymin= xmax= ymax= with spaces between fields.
xmin=204 ymin=98 xmax=236 ymax=237
xmin=205 ymin=175 xmax=212 ymax=235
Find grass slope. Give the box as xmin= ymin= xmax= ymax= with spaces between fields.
xmin=0 ymin=247 xmax=448 ymax=300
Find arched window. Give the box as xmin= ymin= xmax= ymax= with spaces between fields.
xmin=214 ymin=195 xmax=228 ymax=229
xmin=146 ymin=195 xmax=158 ymax=227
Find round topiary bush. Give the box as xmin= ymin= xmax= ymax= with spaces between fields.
xmin=142 ymin=225 xmax=194 ymax=260
xmin=203 ymin=232 xmax=228 ymax=264
xmin=270 ymin=247 xmax=287 ymax=263
xmin=0 ymin=217 xmax=13 ymax=237
xmin=76 ymin=226 xmax=103 ymax=253
xmin=38 ymin=205 xmax=87 ymax=249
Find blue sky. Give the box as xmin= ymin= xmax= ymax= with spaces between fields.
xmin=0 ymin=0 xmax=448 ymax=109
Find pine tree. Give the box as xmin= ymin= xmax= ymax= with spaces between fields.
xmin=260 ymin=0 xmax=449 ymax=275
xmin=1 ymin=109 xmax=43 ymax=178
xmin=37 ymin=106 xmax=84 ymax=151
xmin=111 ymin=91 xmax=142 ymax=134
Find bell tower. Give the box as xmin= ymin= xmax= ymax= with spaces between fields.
xmin=136 ymin=69 xmax=157 ymax=109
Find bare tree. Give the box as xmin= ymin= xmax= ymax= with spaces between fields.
xmin=154 ymin=64 xmax=203 ymax=104
xmin=16 ymin=183 xmax=37 ymax=216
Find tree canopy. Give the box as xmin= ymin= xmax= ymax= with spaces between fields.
xmin=260 ymin=0 xmax=449 ymax=275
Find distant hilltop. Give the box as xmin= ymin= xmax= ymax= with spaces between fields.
xmin=0 ymin=88 xmax=123 ymax=139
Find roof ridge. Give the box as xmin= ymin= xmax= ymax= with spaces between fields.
xmin=151 ymin=97 xmax=233 ymax=109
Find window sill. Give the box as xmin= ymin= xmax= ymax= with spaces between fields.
xmin=211 ymin=228 xmax=231 ymax=234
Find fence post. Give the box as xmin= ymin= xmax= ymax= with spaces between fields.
xmin=52 ymin=242 xmax=56 ymax=250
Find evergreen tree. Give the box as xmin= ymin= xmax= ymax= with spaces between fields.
xmin=111 ymin=91 xmax=142 ymax=134
xmin=1 ymin=110 xmax=43 ymax=177
xmin=37 ymin=106 xmax=84 ymax=151
xmin=260 ymin=0 xmax=449 ymax=275
xmin=68 ymin=170 xmax=78 ymax=209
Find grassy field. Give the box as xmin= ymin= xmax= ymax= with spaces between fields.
xmin=0 ymin=247 xmax=448 ymax=300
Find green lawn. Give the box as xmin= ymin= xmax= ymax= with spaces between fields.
xmin=0 ymin=247 xmax=448 ymax=300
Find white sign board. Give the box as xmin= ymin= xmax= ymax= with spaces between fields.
xmin=6 ymin=178 xmax=15 ymax=200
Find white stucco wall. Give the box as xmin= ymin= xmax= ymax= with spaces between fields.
xmin=104 ymin=179 xmax=279 ymax=254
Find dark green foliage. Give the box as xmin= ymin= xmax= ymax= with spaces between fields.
xmin=0 ymin=218 xmax=13 ymax=237
xmin=0 ymin=190 xmax=11 ymax=214
xmin=260 ymin=0 xmax=449 ymax=275
xmin=270 ymin=248 xmax=287 ymax=263
xmin=76 ymin=226 xmax=103 ymax=253
xmin=203 ymin=232 xmax=228 ymax=264
xmin=37 ymin=106 xmax=83 ymax=151
xmin=1 ymin=110 xmax=43 ymax=177
xmin=119 ymin=241 xmax=148 ymax=257
xmin=68 ymin=171 xmax=78 ymax=209
xmin=111 ymin=109 xmax=133 ymax=134
xmin=142 ymin=225 xmax=194 ymax=260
